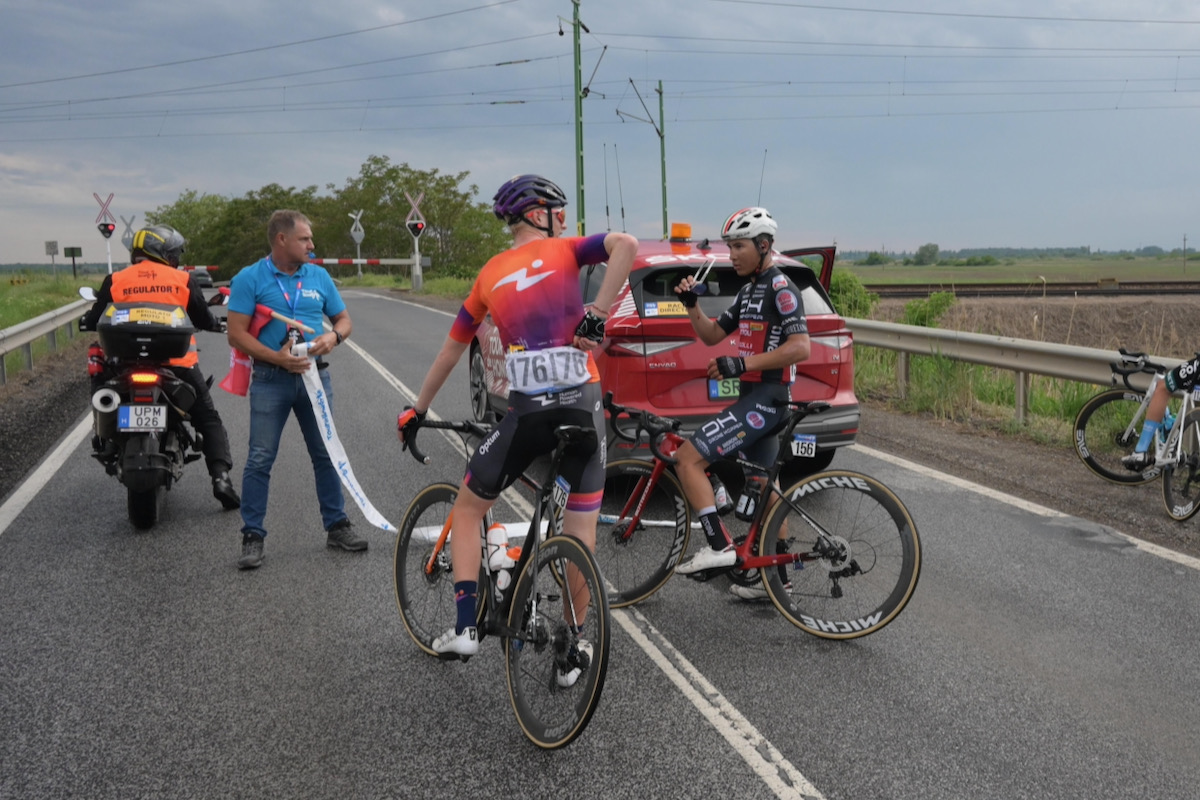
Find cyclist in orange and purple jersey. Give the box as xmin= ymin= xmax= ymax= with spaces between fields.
xmin=397 ymin=174 xmax=635 ymax=679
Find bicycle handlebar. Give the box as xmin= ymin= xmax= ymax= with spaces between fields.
xmin=1111 ymin=347 xmax=1170 ymax=390
xmin=603 ymin=392 xmax=683 ymax=464
xmin=403 ymin=418 xmax=491 ymax=466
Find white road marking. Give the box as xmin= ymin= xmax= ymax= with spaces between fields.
xmin=850 ymin=443 xmax=1200 ymax=572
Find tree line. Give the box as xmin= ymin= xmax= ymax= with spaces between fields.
xmin=145 ymin=155 xmax=509 ymax=281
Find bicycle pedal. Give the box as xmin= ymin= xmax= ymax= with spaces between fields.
xmin=435 ymin=652 xmax=471 ymax=663
xmin=684 ymin=567 xmax=730 ymax=583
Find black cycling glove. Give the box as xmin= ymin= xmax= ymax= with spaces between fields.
xmin=575 ymin=309 xmax=606 ymax=344
xmin=714 ymin=356 xmax=746 ymax=379
xmin=678 ymin=288 xmax=699 ymax=308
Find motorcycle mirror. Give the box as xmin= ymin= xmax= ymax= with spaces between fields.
xmin=207 ymin=292 xmax=227 ymax=307
xmin=78 ymin=286 xmax=97 ymax=302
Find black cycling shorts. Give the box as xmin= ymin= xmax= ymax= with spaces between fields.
xmin=464 ymin=382 xmax=606 ymax=512
xmin=688 ymin=382 xmax=790 ymax=475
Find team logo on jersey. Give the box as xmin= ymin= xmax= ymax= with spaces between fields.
xmin=746 ymin=411 xmax=766 ymax=429
xmin=494 ymin=268 xmax=553 ymax=292
xmin=771 ymin=275 xmax=788 ymax=290
xmin=775 ymin=289 xmax=798 ymax=315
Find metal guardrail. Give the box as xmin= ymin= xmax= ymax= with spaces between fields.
xmin=845 ymin=317 xmax=1184 ymax=423
xmin=0 ymin=300 xmax=89 ymax=385
xmin=0 ymin=300 xmax=1180 ymax=421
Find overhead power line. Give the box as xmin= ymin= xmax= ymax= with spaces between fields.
xmin=0 ymin=0 xmax=523 ymax=90
xmin=710 ymin=0 xmax=1200 ymax=25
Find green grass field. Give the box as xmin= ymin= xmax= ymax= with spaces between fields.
xmin=840 ymin=254 xmax=1197 ymax=284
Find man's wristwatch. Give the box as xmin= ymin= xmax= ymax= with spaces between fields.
xmin=334 ymin=330 xmax=344 ymax=346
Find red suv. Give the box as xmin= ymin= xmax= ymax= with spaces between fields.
xmin=468 ymin=228 xmax=859 ymax=472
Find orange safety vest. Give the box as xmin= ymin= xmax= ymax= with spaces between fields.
xmin=109 ymin=261 xmax=199 ymax=368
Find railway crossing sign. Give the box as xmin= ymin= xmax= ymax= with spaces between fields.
xmin=405 ymin=192 xmax=427 ymax=290
xmin=120 ymin=215 xmax=137 ymax=252
xmin=93 ymin=192 xmax=115 ymax=224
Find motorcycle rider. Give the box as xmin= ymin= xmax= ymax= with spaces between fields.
xmin=82 ymin=224 xmax=241 ymax=510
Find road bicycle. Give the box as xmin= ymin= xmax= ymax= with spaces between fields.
xmin=1073 ymin=348 xmax=1200 ymax=520
xmin=393 ymin=418 xmax=611 ymax=749
xmin=598 ymin=396 xmax=921 ymax=639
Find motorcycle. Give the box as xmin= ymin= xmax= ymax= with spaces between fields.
xmin=78 ymin=287 xmax=226 ymax=529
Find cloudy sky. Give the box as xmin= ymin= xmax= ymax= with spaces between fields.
xmin=3 ymin=0 xmax=1199 ymax=265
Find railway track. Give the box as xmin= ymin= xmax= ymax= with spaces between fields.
xmin=863 ymin=279 xmax=1200 ymax=298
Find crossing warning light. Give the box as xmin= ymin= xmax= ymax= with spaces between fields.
xmin=406 ymin=219 xmax=426 ymax=239
xmin=97 ymin=222 xmax=116 ymax=239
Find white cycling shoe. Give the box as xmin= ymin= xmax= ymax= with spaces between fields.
xmin=675 ymin=546 xmax=738 ymax=575
xmin=432 ymin=626 xmax=479 ymax=657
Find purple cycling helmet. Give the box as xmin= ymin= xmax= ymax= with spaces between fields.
xmin=492 ymin=174 xmax=568 ymax=226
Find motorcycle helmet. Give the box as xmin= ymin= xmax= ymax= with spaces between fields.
xmin=131 ymin=225 xmax=187 ymax=268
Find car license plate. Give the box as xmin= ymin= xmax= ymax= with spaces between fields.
xmin=790 ymin=434 xmax=816 ymax=458
xmin=118 ymin=404 xmax=166 ymax=432
xmin=708 ymin=378 xmax=739 ymax=401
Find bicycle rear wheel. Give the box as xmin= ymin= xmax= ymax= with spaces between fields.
xmin=760 ymin=470 xmax=921 ymax=640
xmin=1073 ymin=389 xmax=1160 ymax=485
xmin=1162 ymin=409 xmax=1200 ymax=521
xmin=505 ymin=535 xmax=610 ymax=749
xmin=393 ymin=483 xmax=487 ymax=656
xmin=595 ymin=458 xmax=691 ymax=607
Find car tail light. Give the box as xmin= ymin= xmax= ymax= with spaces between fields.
xmin=810 ymin=333 xmax=853 ymax=350
xmin=607 ymin=338 xmax=693 ymax=357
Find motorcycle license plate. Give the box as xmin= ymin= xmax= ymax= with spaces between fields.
xmin=790 ymin=434 xmax=817 ymax=458
xmin=118 ymin=404 xmax=166 ymax=432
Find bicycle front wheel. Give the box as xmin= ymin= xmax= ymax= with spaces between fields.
xmin=1162 ymin=409 xmax=1200 ymax=521
xmin=595 ymin=458 xmax=691 ymax=608
xmin=760 ymin=470 xmax=921 ymax=640
xmin=393 ymin=483 xmax=487 ymax=656
xmin=1073 ymin=389 xmax=1159 ymax=485
xmin=505 ymin=535 xmax=610 ymax=749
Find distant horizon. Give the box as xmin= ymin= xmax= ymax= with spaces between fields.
xmin=1 ymin=242 xmax=1194 ymax=271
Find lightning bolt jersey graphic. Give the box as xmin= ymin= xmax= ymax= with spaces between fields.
xmin=491 ymin=267 xmax=553 ymax=293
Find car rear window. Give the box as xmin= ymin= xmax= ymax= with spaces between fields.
xmin=632 ymin=264 xmax=834 ymax=318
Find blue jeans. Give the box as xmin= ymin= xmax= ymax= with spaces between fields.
xmin=240 ymin=365 xmax=345 ymax=538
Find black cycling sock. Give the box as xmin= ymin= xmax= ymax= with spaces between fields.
xmin=698 ymin=510 xmax=732 ymax=550
xmin=453 ymin=581 xmax=478 ymax=634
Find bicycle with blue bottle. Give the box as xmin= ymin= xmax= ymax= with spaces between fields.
xmin=1072 ymin=348 xmax=1200 ymax=520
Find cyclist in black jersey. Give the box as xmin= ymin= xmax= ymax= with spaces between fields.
xmin=670 ymin=207 xmax=811 ymax=586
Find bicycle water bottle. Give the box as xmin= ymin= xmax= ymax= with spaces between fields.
xmin=486 ymin=523 xmax=518 ymax=593
xmin=708 ymin=473 xmax=733 ymax=516
xmin=734 ymin=490 xmax=757 ymax=522
xmin=1164 ymin=409 xmax=1176 ymax=433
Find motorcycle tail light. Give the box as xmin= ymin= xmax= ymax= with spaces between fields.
xmin=130 ymin=372 xmax=160 ymax=385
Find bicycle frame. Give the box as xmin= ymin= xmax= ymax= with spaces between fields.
xmin=1150 ymin=380 xmax=1197 ymax=470
xmin=607 ymin=398 xmax=844 ymax=574
xmin=413 ymin=421 xmax=586 ymax=646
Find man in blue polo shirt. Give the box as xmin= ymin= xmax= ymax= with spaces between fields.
xmin=226 ymin=209 xmax=364 ymax=570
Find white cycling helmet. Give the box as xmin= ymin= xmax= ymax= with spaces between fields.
xmin=721 ymin=207 xmax=777 ymax=243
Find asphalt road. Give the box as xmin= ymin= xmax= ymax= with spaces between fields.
xmin=2 ymin=289 xmax=1198 ymax=799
